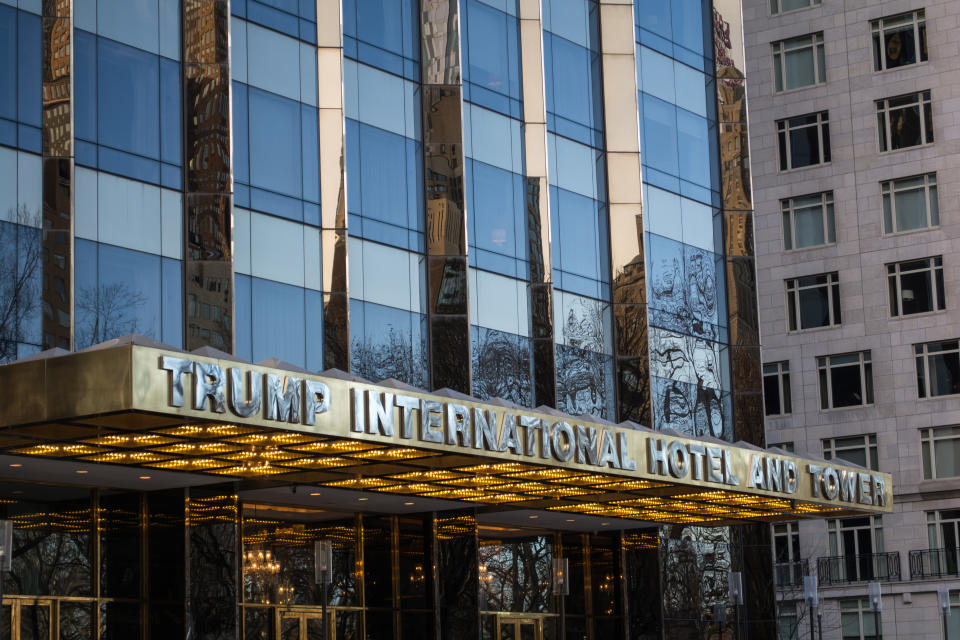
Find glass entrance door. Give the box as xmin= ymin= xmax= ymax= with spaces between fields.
xmin=495 ymin=615 xmax=542 ymax=640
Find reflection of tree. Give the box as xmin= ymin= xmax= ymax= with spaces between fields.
xmin=556 ymin=300 xmax=611 ymax=419
xmin=0 ymin=206 xmax=42 ymax=362
xmin=661 ymin=526 xmax=731 ymax=637
xmin=472 ymin=328 xmax=532 ymax=407
xmin=74 ymin=283 xmax=148 ymax=350
xmin=7 ymin=502 xmax=94 ymax=599
xmin=479 ymin=537 xmax=552 ymax=613
xmin=351 ymin=327 xmax=428 ymax=388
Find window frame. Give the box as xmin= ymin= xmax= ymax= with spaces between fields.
xmin=781 ymin=191 xmax=835 ymax=251
xmin=786 ymin=271 xmax=841 ymax=332
xmin=817 ymin=351 xmax=874 ymax=410
xmin=876 ymin=90 xmax=933 ymax=152
xmin=763 ymin=361 xmax=792 ymax=417
xmin=772 ymin=32 xmax=826 ymax=93
xmin=887 ymin=256 xmax=945 ymax=317
xmin=839 ymin=597 xmax=882 ymax=640
xmin=871 ymin=10 xmax=927 ymax=72
xmin=769 ymin=0 xmax=821 ymax=16
xmin=777 ymin=111 xmax=831 ymax=171
xmin=915 ymin=340 xmax=960 ymax=400
xmin=881 ymin=173 xmax=939 ymax=235
xmin=921 ymin=426 xmax=960 ymax=480
xmin=926 ymin=509 xmax=960 ymax=549
xmin=822 ymin=434 xmax=879 ymax=471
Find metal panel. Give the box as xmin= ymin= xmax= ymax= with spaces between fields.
xmin=598 ymin=1 xmax=649 ymax=426
xmin=182 ymin=0 xmax=233 ymax=352
xmin=518 ymin=1 xmax=555 ymax=408
xmin=420 ymin=0 xmax=470 ymax=393
xmin=42 ymin=0 xmax=73 ymax=351
xmin=317 ymin=0 xmax=350 ymax=371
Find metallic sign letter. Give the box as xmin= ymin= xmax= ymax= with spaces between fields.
xmin=807 ymin=464 xmax=823 ymax=498
xmin=229 ymin=368 xmax=262 ymax=417
xmin=552 ymin=422 xmax=574 ymax=463
xmin=575 ymin=425 xmax=598 ymax=466
xmin=667 ymin=441 xmax=688 ymax=479
xmin=821 ymin=467 xmax=839 ymax=500
xmin=266 ymin=374 xmax=302 ymax=423
xmin=304 ymin=380 xmax=330 ymax=426
xmin=766 ymin=457 xmax=783 ymax=493
xmin=597 ymin=430 xmax=619 ymax=469
xmin=367 ymin=390 xmax=395 ymax=436
xmin=839 ymin=469 xmax=857 ymax=502
xmin=706 ymin=447 xmax=723 ymax=483
xmin=618 ymin=433 xmax=636 ymax=471
xmin=722 ymin=450 xmax=740 ymax=486
xmin=748 ymin=455 xmax=765 ymax=489
xmin=445 ymin=404 xmax=471 ymax=447
xmin=872 ymin=475 xmax=886 ymax=507
xmin=858 ymin=472 xmax=873 ymax=505
xmin=648 ymin=439 xmax=669 ymax=476
xmin=783 ymin=460 xmax=799 ymax=494
xmin=498 ymin=414 xmax=522 ymax=455
xmin=420 ymin=400 xmax=443 ymax=443
xmin=194 ymin=362 xmax=226 ymax=413
xmin=395 ymin=395 xmax=419 ymax=439
xmin=474 ymin=408 xmax=498 ymax=451
xmin=160 ymin=356 xmax=193 ymax=407
xmin=688 ymin=444 xmax=705 ymax=480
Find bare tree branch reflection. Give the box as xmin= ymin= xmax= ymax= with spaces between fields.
xmin=471 ymin=327 xmax=533 ymax=407
xmin=351 ymin=327 xmax=428 ymax=388
xmin=75 ymin=282 xmax=148 ymax=350
xmin=0 ymin=206 xmax=42 ymax=362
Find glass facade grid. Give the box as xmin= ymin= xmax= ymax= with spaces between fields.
xmin=0 ymin=4 xmax=41 ymax=152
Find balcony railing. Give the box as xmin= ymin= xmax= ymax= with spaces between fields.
xmin=909 ymin=548 xmax=960 ymax=579
xmin=817 ymin=552 xmax=901 ymax=585
xmin=774 ymin=560 xmax=808 ymax=587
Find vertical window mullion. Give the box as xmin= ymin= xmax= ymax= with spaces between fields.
xmin=817 ymin=115 xmax=824 ymax=163
xmin=784 ymin=122 xmax=792 ymax=169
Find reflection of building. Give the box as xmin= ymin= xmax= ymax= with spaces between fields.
xmin=743 ymin=0 xmax=960 ymax=637
xmin=0 ymin=0 xmax=895 ymax=638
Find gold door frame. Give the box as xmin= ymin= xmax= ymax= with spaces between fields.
xmin=492 ymin=613 xmax=544 ymax=640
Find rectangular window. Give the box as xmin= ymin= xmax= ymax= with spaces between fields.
xmin=921 ymin=426 xmax=960 ymax=480
xmin=774 ymin=522 xmax=802 ymax=586
xmin=787 ymin=272 xmax=841 ymax=331
xmin=915 ymin=340 xmax=960 ymax=399
xmin=770 ymin=0 xmax=820 ymax=15
xmin=877 ymin=91 xmax=933 ymax=151
xmin=926 ymin=510 xmax=960 ymax=578
xmin=773 ymin=33 xmax=826 ymax=92
xmin=840 ymin=598 xmax=881 ymax=640
xmin=781 ymin=192 xmax=835 ymax=250
xmin=872 ymin=10 xmax=927 ymax=71
xmin=887 ymin=257 xmax=945 ymax=317
xmin=818 ymin=351 xmax=873 ymax=410
xmin=822 ymin=434 xmax=879 ymax=471
xmin=881 ymin=173 xmax=939 ymax=234
xmin=763 ymin=362 xmax=792 ymax=416
xmin=828 ymin=516 xmax=886 ymax=584
xmin=777 ymin=111 xmax=830 ymax=170
xmin=771 ymin=441 xmax=795 ymax=453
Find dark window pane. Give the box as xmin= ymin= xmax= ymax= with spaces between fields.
xmin=883 ymin=25 xmax=917 ymax=68
xmin=763 ymin=374 xmax=781 ymax=415
xmin=782 ymin=373 xmax=792 ymax=413
xmin=75 ymin=29 xmax=97 ymax=142
xmin=464 ymin=0 xmax=520 ymax=102
xmin=929 ymin=352 xmax=960 ymax=397
xmin=900 ymin=269 xmax=933 ymax=315
xmin=251 ymin=277 xmax=305 ymax=366
xmin=789 ymin=122 xmax=821 ymax=168
xmin=889 ymin=104 xmax=921 ymax=149
xmin=798 ymin=286 xmax=830 ymax=329
xmin=18 ymin=12 xmax=41 ymax=127
xmin=98 ymin=39 xmax=160 ymax=158
xmin=830 ymin=363 xmax=864 ymax=407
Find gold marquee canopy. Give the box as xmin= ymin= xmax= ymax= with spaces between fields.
xmin=0 ymin=336 xmax=893 ymax=526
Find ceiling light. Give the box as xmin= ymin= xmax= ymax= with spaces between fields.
xmin=9 ymin=463 xmax=21 ymax=468
xmin=358 ymin=497 xmax=369 ymax=501
xmin=310 ymin=492 xmax=321 ymax=496
xmin=138 ymin=476 xmax=151 ymax=480
xmin=565 ymin=519 xmax=575 ymax=522
xmin=75 ymin=470 xmax=88 ymax=474
xmin=601 ymin=522 xmax=609 ymax=526
xmin=529 ymin=515 xmax=539 ymax=519
xmin=403 ymin=501 xmax=415 ymax=506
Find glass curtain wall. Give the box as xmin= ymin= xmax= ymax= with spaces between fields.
xmin=343 ymin=0 xmax=429 ymax=387
xmin=231 ymin=2 xmax=324 ymax=368
xmin=542 ymin=0 xmax=614 ymax=420
xmin=71 ymin=0 xmax=184 ymax=351
xmin=462 ymin=0 xmax=534 ymax=406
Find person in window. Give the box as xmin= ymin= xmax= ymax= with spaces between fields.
xmin=885 ymin=32 xmax=904 ymax=66
xmin=892 ymin=106 xmax=921 ymax=148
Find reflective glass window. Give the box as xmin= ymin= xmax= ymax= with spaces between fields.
xmin=251 ymin=277 xmax=306 ymax=366
xmin=74 ymin=239 xmax=164 ymax=349
xmin=248 ymin=88 xmax=302 ymax=198
xmin=471 ymin=326 xmax=533 ymax=407
xmin=543 ymin=31 xmax=603 ymax=147
xmin=97 ymin=39 xmax=160 ymax=159
xmin=350 ymin=299 xmax=428 ymax=388
xmin=466 ymin=160 xmax=526 ymax=277
xmin=463 ymin=0 xmax=521 ymax=117
xmin=550 ymin=186 xmax=609 ymax=299
xmin=0 ymin=218 xmax=42 ymax=360
xmin=0 ymin=6 xmax=16 ymax=124
xmin=17 ymin=10 xmax=40 ymax=128
xmin=343 ymin=0 xmax=419 ymax=79
xmin=553 ymin=291 xmax=614 ymax=419
xmin=642 ymin=95 xmax=679 ymax=177
xmin=97 ymin=0 xmax=160 ymax=54
xmin=74 ymin=29 xmax=97 ymax=143
xmin=161 ymin=257 xmax=182 ymax=348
